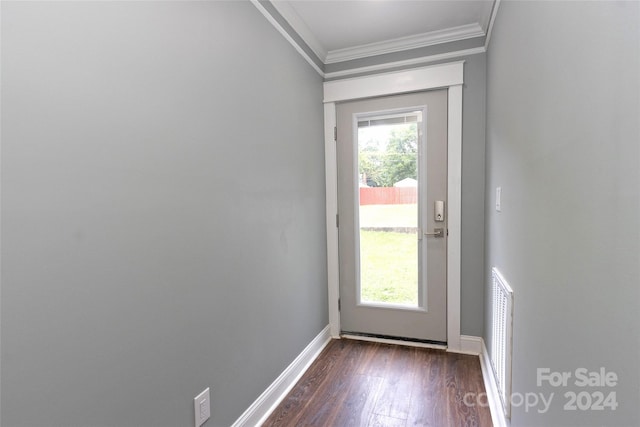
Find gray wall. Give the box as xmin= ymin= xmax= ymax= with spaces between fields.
xmin=1 ymin=2 xmax=327 ymax=427
xmin=458 ymin=53 xmax=487 ymax=338
xmin=485 ymin=1 xmax=639 ymax=426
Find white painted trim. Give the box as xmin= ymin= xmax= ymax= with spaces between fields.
xmin=231 ymin=326 xmax=332 ymax=427
xmin=341 ymin=334 xmax=447 ymax=351
xmin=485 ymin=0 xmax=502 ymax=50
xmin=480 ymin=339 xmax=511 ymax=427
xmin=323 ymin=61 xmax=464 ymax=352
xmin=269 ymin=0 xmax=328 ymax=62
xmin=0 ymin=2 xmax=3 ymax=421
xmin=479 ymin=0 xmax=495 ymax=40
xmin=324 ymin=61 xmax=464 ymax=103
xmin=324 ymin=103 xmax=341 ymax=338
xmin=446 ymin=84 xmax=463 ymax=352
xmin=324 ymin=47 xmax=485 ymax=80
xmin=325 ymin=23 xmax=484 ymax=64
xmin=249 ymin=0 xmax=324 ymax=77
xmin=458 ymin=335 xmax=483 ymax=355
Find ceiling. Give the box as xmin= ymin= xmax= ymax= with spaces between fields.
xmin=270 ymin=0 xmax=496 ymax=64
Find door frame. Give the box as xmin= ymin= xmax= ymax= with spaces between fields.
xmin=323 ymin=61 xmax=464 ymax=351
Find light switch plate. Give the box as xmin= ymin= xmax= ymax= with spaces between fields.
xmin=194 ymin=388 xmax=210 ymax=427
xmin=496 ymin=187 xmax=502 ymax=212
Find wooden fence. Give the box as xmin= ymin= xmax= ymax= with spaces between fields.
xmin=359 ymin=187 xmax=417 ymax=205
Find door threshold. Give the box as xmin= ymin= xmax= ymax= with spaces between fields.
xmin=341 ymin=332 xmax=447 ymax=350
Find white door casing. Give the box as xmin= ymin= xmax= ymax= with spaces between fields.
xmin=323 ymin=61 xmax=464 ymax=351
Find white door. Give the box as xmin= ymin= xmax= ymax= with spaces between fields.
xmin=337 ymin=90 xmax=448 ymax=343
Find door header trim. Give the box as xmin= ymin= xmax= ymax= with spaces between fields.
xmin=323 ymin=61 xmax=464 ymax=103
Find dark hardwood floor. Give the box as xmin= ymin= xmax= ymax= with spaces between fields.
xmin=263 ymin=339 xmax=493 ymax=427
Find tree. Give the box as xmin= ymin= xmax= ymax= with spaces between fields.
xmin=359 ymin=145 xmax=384 ymax=187
xmin=380 ymin=124 xmax=417 ymax=187
xmin=358 ymin=123 xmax=418 ymax=187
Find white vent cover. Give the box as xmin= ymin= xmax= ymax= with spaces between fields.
xmin=490 ymin=267 xmax=514 ymax=418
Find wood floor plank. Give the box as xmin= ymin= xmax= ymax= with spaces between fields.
xmin=442 ymin=353 xmax=490 ymax=427
xmin=372 ymin=345 xmax=416 ymax=420
xmin=406 ymin=348 xmax=445 ymax=426
xmin=457 ymin=354 xmax=493 ymax=427
xmin=262 ymin=339 xmax=493 ymax=427
xmin=262 ymin=340 xmax=354 ymax=427
xmin=356 ymin=342 xmax=394 ymax=377
xmin=331 ymin=374 xmax=382 ymax=426
xmin=369 ymin=414 xmax=407 ymax=427
xmin=292 ymin=339 xmax=368 ymax=427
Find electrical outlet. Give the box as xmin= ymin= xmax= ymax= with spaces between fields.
xmin=194 ymin=388 xmax=210 ymax=427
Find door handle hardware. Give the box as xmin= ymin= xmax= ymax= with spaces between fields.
xmin=424 ymin=228 xmax=444 ymax=238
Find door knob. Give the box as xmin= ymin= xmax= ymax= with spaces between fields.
xmin=424 ymin=228 xmax=444 ymax=238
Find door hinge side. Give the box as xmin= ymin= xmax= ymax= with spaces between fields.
xmin=336 ymin=213 xmax=339 ymax=228
xmin=338 ymin=298 xmax=341 ymax=311
xmin=334 ymin=126 xmax=337 ymax=141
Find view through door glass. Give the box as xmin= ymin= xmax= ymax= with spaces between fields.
xmin=358 ymin=112 xmax=421 ymax=307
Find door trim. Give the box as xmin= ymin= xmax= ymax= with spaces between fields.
xmin=323 ymin=61 xmax=465 ymax=352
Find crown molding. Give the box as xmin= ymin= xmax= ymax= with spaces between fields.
xmin=269 ymin=0 xmax=328 ymax=62
xmin=255 ymin=0 xmax=497 ymax=79
xmin=485 ymin=0 xmax=502 ymax=50
xmin=324 ymin=23 xmax=485 ymax=64
xmin=324 ymin=46 xmax=485 ymax=80
xmin=250 ymin=0 xmax=324 ymax=77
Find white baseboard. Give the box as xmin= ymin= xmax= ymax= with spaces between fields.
xmin=480 ymin=339 xmax=510 ymax=427
xmin=231 ymin=325 xmax=332 ymax=427
xmin=457 ymin=335 xmax=483 ymax=355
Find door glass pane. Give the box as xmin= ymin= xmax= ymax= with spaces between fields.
xmin=357 ymin=111 xmax=421 ymax=306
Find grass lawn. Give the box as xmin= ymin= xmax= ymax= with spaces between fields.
xmin=359 ymin=204 xmax=417 ymax=228
xmin=359 ymin=229 xmax=418 ymax=306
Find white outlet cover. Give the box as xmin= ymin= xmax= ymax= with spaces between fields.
xmin=496 ymin=187 xmax=502 ymax=212
xmin=194 ymin=388 xmax=210 ymax=427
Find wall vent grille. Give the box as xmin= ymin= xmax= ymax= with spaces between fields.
xmin=491 ymin=267 xmax=514 ymax=419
